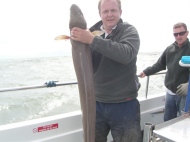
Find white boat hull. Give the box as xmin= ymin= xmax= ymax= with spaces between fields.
xmin=0 ymin=93 xmax=165 ymax=142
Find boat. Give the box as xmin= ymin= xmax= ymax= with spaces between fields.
xmin=0 ymin=72 xmax=167 ymax=142
xmin=0 ymin=94 xmax=165 ymax=142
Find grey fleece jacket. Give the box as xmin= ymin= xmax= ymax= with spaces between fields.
xmin=143 ymin=39 xmax=190 ymax=94
xmin=89 ymin=19 xmax=140 ymax=103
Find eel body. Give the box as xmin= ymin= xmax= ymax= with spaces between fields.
xmin=69 ymin=4 xmax=95 ymax=142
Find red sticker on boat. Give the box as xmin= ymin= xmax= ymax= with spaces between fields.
xmin=37 ymin=123 xmax=58 ymax=132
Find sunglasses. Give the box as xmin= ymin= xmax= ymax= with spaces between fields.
xmin=173 ymin=31 xmax=187 ymax=37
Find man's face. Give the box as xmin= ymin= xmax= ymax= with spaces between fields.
xmin=173 ymin=27 xmax=189 ymax=47
xmin=99 ymin=0 xmax=122 ymax=33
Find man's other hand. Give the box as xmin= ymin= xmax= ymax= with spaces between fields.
xmin=176 ymin=83 xmax=188 ymax=95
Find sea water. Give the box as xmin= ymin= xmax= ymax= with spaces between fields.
xmin=0 ymin=52 xmax=165 ymax=125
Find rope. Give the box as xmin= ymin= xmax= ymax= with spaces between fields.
xmin=45 ymin=81 xmax=58 ymax=87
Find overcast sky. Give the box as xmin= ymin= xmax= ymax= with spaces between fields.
xmin=0 ymin=0 xmax=189 ymax=59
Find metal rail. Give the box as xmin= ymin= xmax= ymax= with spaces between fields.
xmin=0 ymin=72 xmax=166 ymax=97
xmin=0 ymin=82 xmax=77 ymax=93
xmin=145 ymin=72 xmax=166 ymax=98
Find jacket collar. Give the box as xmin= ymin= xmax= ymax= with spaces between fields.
xmin=174 ymin=38 xmax=190 ymax=48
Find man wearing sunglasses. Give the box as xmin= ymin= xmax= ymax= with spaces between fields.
xmin=139 ymin=22 xmax=190 ymax=121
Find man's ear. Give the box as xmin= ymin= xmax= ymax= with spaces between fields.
xmin=120 ymin=10 xmax=122 ymax=15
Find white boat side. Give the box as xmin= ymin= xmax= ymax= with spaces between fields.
xmin=0 ymin=93 xmax=165 ymax=142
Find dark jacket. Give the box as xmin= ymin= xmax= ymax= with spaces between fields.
xmin=143 ymin=39 xmax=190 ymax=93
xmin=89 ymin=19 xmax=140 ymax=103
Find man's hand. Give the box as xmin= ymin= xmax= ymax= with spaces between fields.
xmin=176 ymin=83 xmax=189 ymax=95
xmin=138 ymin=72 xmax=146 ymax=78
xmin=71 ymin=27 xmax=94 ymax=44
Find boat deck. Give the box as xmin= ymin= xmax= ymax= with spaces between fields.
xmin=153 ymin=113 xmax=190 ymax=142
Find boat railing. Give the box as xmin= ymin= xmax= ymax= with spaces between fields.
xmin=144 ymin=72 xmax=166 ymax=98
xmin=0 ymin=82 xmax=77 ymax=93
xmin=0 ymin=71 xmax=166 ymax=98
